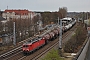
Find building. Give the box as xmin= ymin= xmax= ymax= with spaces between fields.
xmin=0 ymin=16 xmax=7 ymax=22
xmin=2 ymin=9 xmax=37 ymax=20
xmin=0 ymin=11 xmax=3 ymax=17
xmin=0 ymin=16 xmax=7 ymax=31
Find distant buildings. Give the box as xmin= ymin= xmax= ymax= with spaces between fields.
xmin=0 ymin=11 xmax=7 ymax=23
xmin=0 ymin=16 xmax=7 ymax=22
xmin=0 ymin=16 xmax=7 ymax=32
xmin=2 ymin=9 xmax=40 ymax=20
xmin=0 ymin=11 xmax=3 ymax=16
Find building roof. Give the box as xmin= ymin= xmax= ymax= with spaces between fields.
xmin=4 ymin=9 xmax=29 ymax=15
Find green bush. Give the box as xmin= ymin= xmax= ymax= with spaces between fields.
xmin=41 ymin=49 xmax=63 ymax=60
xmin=64 ymin=23 xmax=87 ymax=53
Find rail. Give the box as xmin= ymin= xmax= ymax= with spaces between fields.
xmin=0 ymin=46 xmax=22 ymax=58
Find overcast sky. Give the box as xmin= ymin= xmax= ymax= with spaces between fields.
xmin=0 ymin=0 xmax=90 ymax=12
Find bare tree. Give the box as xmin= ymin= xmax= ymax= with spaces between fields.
xmin=58 ymin=7 xmax=67 ymax=18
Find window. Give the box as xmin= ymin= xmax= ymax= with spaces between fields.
xmin=23 ymin=45 xmax=29 ymax=47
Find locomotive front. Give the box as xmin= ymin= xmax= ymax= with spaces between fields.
xmin=23 ymin=43 xmax=32 ymax=54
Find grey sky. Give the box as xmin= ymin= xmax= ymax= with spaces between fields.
xmin=0 ymin=0 xmax=90 ymax=12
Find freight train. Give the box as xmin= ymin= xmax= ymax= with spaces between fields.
xmin=22 ymin=17 xmax=76 ymax=54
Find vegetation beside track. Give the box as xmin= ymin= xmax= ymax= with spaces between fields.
xmin=64 ymin=22 xmax=87 ymax=53
xmin=41 ymin=49 xmax=64 ymax=60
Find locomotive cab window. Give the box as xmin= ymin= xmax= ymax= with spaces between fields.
xmin=23 ymin=45 xmax=29 ymax=47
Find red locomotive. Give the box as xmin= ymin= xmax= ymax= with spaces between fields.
xmin=23 ymin=37 xmax=46 ymax=54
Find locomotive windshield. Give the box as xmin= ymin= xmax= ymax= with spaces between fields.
xmin=23 ymin=45 xmax=29 ymax=47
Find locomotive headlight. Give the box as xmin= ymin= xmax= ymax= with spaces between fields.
xmin=27 ymin=49 xmax=29 ymax=51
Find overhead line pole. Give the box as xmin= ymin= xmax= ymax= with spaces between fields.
xmin=58 ymin=17 xmax=62 ymax=49
xmin=13 ymin=22 xmax=16 ymax=45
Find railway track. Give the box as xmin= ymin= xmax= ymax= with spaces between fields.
xmin=0 ymin=23 xmax=77 ymax=60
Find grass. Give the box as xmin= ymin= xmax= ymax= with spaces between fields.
xmin=41 ymin=49 xmax=64 ymax=60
